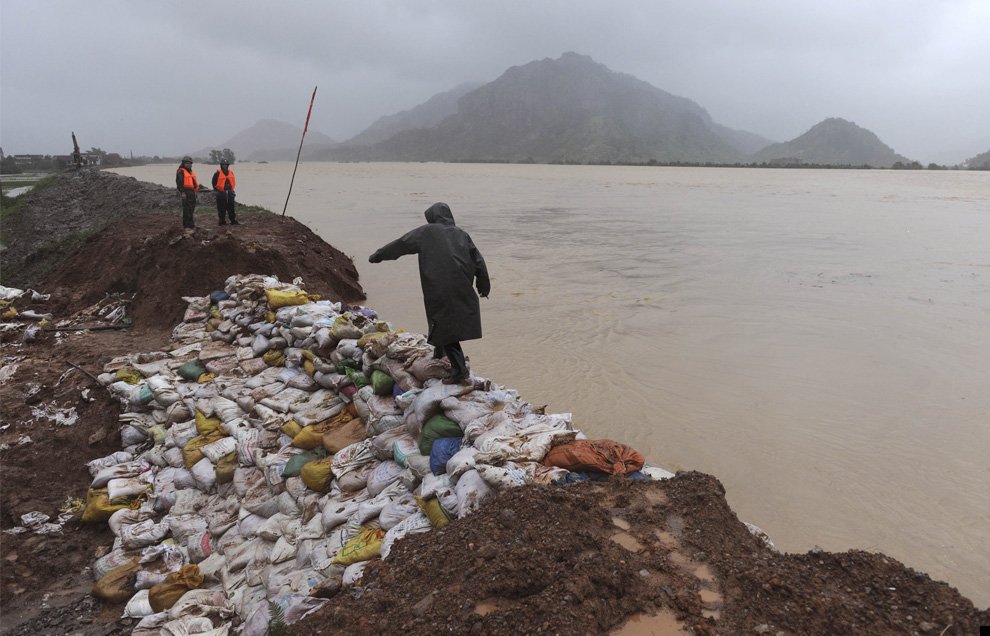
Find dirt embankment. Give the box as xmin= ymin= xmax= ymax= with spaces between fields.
xmin=0 ymin=169 xmax=987 ymax=635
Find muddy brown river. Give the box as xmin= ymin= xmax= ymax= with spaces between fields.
xmin=115 ymin=162 xmax=990 ymax=605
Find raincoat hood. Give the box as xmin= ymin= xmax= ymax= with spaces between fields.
xmin=425 ymin=202 xmax=455 ymax=225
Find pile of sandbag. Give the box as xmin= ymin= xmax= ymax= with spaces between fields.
xmin=83 ymin=273 xmax=670 ymax=634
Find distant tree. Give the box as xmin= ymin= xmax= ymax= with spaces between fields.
xmin=209 ymin=148 xmax=236 ymax=164
xmin=87 ymin=147 xmax=108 ymax=158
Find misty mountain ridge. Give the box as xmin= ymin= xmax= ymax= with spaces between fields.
xmin=193 ymin=119 xmax=335 ymax=162
xmin=752 ymin=118 xmax=909 ymax=167
xmin=321 ymin=52 xmax=772 ymax=164
xmin=343 ymin=82 xmax=482 ymax=147
xmin=215 ymin=54 xmax=917 ymax=167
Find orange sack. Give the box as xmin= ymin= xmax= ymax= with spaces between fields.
xmin=543 ymin=439 xmax=645 ymax=475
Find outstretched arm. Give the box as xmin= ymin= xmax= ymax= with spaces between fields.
xmin=369 ymin=228 xmax=422 ymax=263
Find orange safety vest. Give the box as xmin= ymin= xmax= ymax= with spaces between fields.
xmin=179 ymin=167 xmax=198 ymax=191
xmin=215 ymin=169 xmax=236 ymax=191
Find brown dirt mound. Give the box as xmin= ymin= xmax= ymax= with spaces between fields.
xmin=295 ymin=473 xmax=988 ymax=636
xmin=39 ymin=210 xmax=364 ymax=332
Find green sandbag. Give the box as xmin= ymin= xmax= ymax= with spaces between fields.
xmin=283 ymin=448 xmax=327 ymax=478
xmin=178 ymin=360 xmax=206 ymax=382
xmin=344 ymin=367 xmax=370 ymax=389
xmin=371 ymin=370 xmax=394 ymax=396
xmin=419 ymin=414 xmax=463 ymax=456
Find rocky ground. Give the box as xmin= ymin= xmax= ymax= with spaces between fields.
xmin=1 ymin=169 xmax=987 ymax=635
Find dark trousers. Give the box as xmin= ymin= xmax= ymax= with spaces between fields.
xmin=181 ymin=190 xmax=197 ymax=228
xmin=432 ymin=341 xmax=467 ymax=377
xmin=215 ymin=191 xmax=236 ymax=224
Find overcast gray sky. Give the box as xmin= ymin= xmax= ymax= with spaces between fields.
xmin=2 ymin=1 xmax=988 ymax=163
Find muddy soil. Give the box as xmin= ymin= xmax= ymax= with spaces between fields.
xmin=1 ymin=169 xmax=987 ymax=635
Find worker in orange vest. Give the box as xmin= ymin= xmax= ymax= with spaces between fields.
xmin=211 ymin=159 xmax=238 ymax=225
xmin=175 ymin=156 xmax=198 ymax=229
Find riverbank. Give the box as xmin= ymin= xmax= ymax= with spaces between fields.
xmin=0 ymin=170 xmax=986 ymax=634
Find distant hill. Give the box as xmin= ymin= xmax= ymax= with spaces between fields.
xmin=342 ymin=82 xmax=482 ymax=147
xmin=964 ymin=149 xmax=990 ymax=169
xmin=323 ymin=53 xmax=762 ymax=164
xmin=192 ymin=119 xmax=335 ymax=162
xmin=751 ymin=118 xmax=910 ymax=167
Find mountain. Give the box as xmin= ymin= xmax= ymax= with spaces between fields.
xmin=751 ymin=118 xmax=910 ymax=167
xmin=193 ymin=119 xmax=335 ymax=162
xmin=964 ymin=149 xmax=990 ymax=169
xmin=322 ymin=53 xmax=761 ymax=164
xmin=343 ymin=82 xmax=481 ymax=147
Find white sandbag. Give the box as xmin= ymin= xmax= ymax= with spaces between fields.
xmin=87 ymin=451 xmax=134 ymax=478
xmin=191 ymin=457 xmax=217 ymax=492
xmin=381 ymin=511 xmax=432 ymax=559
xmin=321 ymin=500 xmax=359 ymax=532
xmin=166 ymin=421 xmax=198 ymax=449
xmin=179 ymin=532 xmax=215 ymax=565
xmin=366 ymin=460 xmax=404 ymax=497
xmin=331 ymin=439 xmax=376 ymax=479
xmin=108 ymin=508 xmax=155 ymax=537
xmin=166 ymin=513 xmax=209 ymax=544
xmin=107 ymin=474 xmax=153 ymax=500
xmin=219 ymin=417 xmax=251 ymax=438
xmin=370 ymin=427 xmax=409 ymax=461
xmin=165 ymin=400 xmax=194 ymax=424
xmin=134 ymin=569 xmax=169 ymax=590
xmin=454 ymin=469 xmax=495 ymax=517
xmin=379 ymin=493 xmax=419 ymax=530
xmin=164 ymin=447 xmax=186 ymax=469
xmin=446 ymin=446 xmax=479 ymax=480
xmin=170 ymin=489 xmax=209 ymax=516
xmin=234 ymin=429 xmax=260 ymax=466
xmin=92 ymin=459 xmax=150 ymax=488
xmin=342 ymin=561 xmax=369 ymax=587
xmin=119 ymin=519 xmax=169 ymax=549
xmin=132 ymin=612 xmax=170 ymax=636
xmin=391 ymin=434 xmax=419 ymax=467
xmin=270 ymin=536 xmax=297 ymax=564
xmin=336 ymin=462 xmax=375 ymax=493
xmin=122 ymin=589 xmax=155 ymax=618
xmin=200 ymin=437 xmax=236 ymax=463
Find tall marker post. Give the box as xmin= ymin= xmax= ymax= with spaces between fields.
xmin=282 ymin=86 xmax=317 ymax=218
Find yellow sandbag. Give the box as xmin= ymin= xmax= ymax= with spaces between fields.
xmin=182 ymin=433 xmax=223 ymax=469
xmin=146 ymin=425 xmax=167 ymax=446
xmin=265 ymin=288 xmax=310 ymax=308
xmin=357 ymin=331 xmax=390 ymax=349
xmin=416 ymin=496 xmax=450 ymax=528
xmin=194 ymin=410 xmax=221 ymax=436
xmin=149 ymin=564 xmax=204 ymax=612
xmin=114 ymin=368 xmax=142 ymax=384
xmin=299 ymin=456 xmax=334 ymax=493
xmin=265 ymin=310 xmax=276 ymax=323
xmin=1 ymin=307 xmax=17 ymax=319
xmin=81 ymin=488 xmax=141 ymax=523
xmin=262 ymin=350 xmax=285 ymax=367
xmin=332 ymin=526 xmax=386 ymax=565
xmin=92 ymin=560 xmax=140 ymax=602
xmin=281 ymin=420 xmax=303 ymax=438
xmin=215 ymin=452 xmax=238 ymax=484
xmin=197 ymin=372 xmax=216 ymax=383
xmin=304 ymin=360 xmax=316 ymax=377
xmin=291 ymin=423 xmax=329 ymax=450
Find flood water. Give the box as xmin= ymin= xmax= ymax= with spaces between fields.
xmin=115 ymin=162 xmax=990 ymax=605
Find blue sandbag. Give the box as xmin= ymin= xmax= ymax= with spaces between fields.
xmin=429 ymin=436 xmax=463 ymax=475
xmin=209 ymin=290 xmax=230 ymax=304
